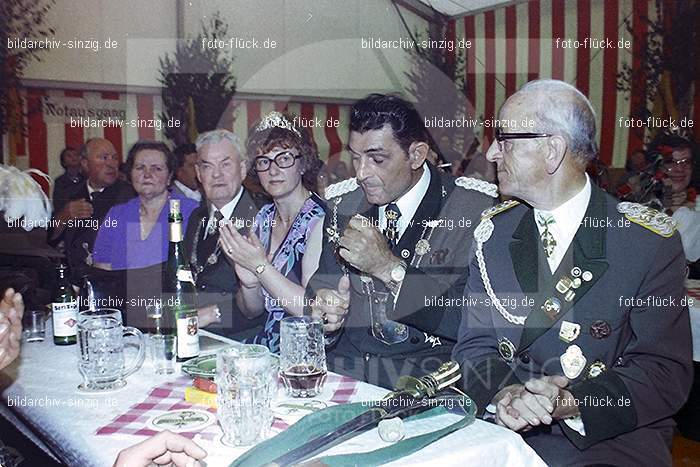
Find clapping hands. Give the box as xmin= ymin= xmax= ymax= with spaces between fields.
xmin=219 ymin=223 xmax=269 ymax=283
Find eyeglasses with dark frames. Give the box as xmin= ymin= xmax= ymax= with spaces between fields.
xmin=662 ymin=158 xmax=692 ymax=170
xmin=495 ymin=126 xmax=553 ymax=153
xmin=254 ymin=151 xmax=302 ymax=172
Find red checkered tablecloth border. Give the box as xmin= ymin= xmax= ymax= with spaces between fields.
xmin=95 ymin=373 xmax=358 ymax=440
xmin=687 ymin=287 xmax=700 ymax=303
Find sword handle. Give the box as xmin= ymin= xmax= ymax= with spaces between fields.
xmin=385 ymin=361 xmax=461 ymax=399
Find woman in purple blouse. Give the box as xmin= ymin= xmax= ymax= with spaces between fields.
xmin=93 ymin=141 xmax=197 ymax=270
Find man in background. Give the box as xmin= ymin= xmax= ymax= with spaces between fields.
xmin=171 ymin=143 xmax=202 ymax=203
xmin=51 ymin=137 xmax=134 ymax=278
xmin=52 ymin=147 xmax=84 ymax=213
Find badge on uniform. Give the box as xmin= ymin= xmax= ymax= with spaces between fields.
xmin=589 ymin=320 xmax=612 ymax=339
xmin=559 ymin=321 xmax=581 ymax=343
xmin=586 ymin=360 xmax=606 ymax=379
xmin=560 ymin=345 xmax=587 ymax=379
xmin=542 ymin=297 xmax=562 ymax=320
xmin=498 ymin=337 xmax=516 ymax=362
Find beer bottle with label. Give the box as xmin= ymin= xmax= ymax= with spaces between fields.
xmin=163 ymin=199 xmax=200 ymax=361
xmin=52 ymin=263 xmax=78 ymax=345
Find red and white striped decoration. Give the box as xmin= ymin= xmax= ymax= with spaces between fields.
xmin=455 ymin=0 xmax=663 ymax=168
xmin=4 ymin=88 xmax=352 ymax=188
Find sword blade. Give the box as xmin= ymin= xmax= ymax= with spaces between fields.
xmin=270 ymin=408 xmax=386 ymax=466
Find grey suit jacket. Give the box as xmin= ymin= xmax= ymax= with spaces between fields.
xmin=184 ymin=189 xmax=264 ymax=339
xmin=453 ymin=186 xmax=692 ymax=466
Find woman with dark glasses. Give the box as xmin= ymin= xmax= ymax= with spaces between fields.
xmin=219 ymin=111 xmax=325 ymax=352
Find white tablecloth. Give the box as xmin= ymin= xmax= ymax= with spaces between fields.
xmin=0 ymin=329 xmax=545 ymax=467
xmin=686 ymin=280 xmax=700 ymax=362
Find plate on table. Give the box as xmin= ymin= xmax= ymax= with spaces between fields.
xmin=148 ymin=409 xmax=215 ymax=432
xmin=181 ymin=354 xmax=216 ymax=379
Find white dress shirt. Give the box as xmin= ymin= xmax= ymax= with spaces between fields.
xmin=378 ymin=163 xmax=431 ymax=242
xmin=86 ymin=181 xmax=105 ymax=201
xmin=173 ymin=180 xmax=202 ymax=202
xmin=533 ymin=175 xmax=592 ymax=273
xmin=204 ymin=187 xmax=243 ymax=239
xmin=533 ymin=174 xmax=591 ymax=436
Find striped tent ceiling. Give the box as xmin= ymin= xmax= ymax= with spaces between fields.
xmin=415 ymin=0 xmax=515 ymax=17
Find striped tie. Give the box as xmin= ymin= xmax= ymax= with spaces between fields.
xmin=536 ymin=212 xmax=557 ymax=258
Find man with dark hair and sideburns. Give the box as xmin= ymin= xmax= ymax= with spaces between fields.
xmin=307 ymin=93 xmax=496 ymax=389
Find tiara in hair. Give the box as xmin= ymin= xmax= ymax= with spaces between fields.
xmin=255 ymin=111 xmax=301 ymax=137
xmin=664 ymin=125 xmax=692 ymax=142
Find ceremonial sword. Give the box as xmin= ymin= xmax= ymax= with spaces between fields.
xmin=268 ymin=361 xmax=462 ymax=466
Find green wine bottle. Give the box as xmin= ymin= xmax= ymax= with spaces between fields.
xmin=52 ymin=263 xmax=78 ymax=345
xmin=163 ymin=199 xmax=200 ymax=361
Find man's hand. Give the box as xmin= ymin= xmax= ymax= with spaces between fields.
xmin=0 ymin=288 xmax=24 ymax=371
xmin=113 ymin=430 xmax=207 ymax=467
xmin=197 ymin=304 xmax=221 ymax=328
xmin=338 ymin=215 xmax=395 ymax=277
xmin=310 ymin=276 xmax=350 ymax=333
xmin=524 ymin=375 xmax=578 ymax=420
xmin=492 ymin=384 xmax=545 ymax=431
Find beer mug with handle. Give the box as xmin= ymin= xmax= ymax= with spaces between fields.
xmin=77 ymin=314 xmax=145 ymax=391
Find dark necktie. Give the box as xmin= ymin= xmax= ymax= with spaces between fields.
xmin=207 ymin=210 xmax=224 ymax=238
xmin=384 ymin=203 xmax=401 ymax=246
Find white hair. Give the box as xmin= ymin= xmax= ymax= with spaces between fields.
xmin=195 ymin=129 xmax=243 ymax=159
xmin=516 ymin=79 xmax=598 ymax=164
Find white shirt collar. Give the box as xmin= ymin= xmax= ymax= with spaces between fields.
xmin=86 ymin=181 xmax=105 ymax=197
xmin=173 ymin=180 xmax=202 ymax=202
xmin=209 ymin=187 xmax=243 ymax=221
xmin=534 ymin=174 xmax=592 ymax=272
xmin=379 ymin=163 xmax=431 ymax=240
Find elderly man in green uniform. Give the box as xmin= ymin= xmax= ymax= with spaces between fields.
xmin=453 ymin=79 xmax=692 ymax=466
xmin=307 ymin=94 xmax=496 ymax=389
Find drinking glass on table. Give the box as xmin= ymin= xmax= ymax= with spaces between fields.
xmin=79 ymin=307 xmax=122 ymax=324
xmin=280 ymin=316 xmax=327 ymax=398
xmin=145 ymin=300 xmax=164 ymax=334
xmin=150 ymin=334 xmax=176 ymax=374
xmin=22 ymin=310 xmax=46 ymax=342
xmin=216 ymin=344 xmax=279 ymax=446
xmin=77 ymin=315 xmax=145 ymax=391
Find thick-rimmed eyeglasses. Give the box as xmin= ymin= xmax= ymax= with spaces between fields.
xmin=495 ymin=127 xmax=553 ymax=153
xmin=663 ymin=158 xmax=692 ymax=171
xmin=254 ymin=152 xmax=302 ymax=172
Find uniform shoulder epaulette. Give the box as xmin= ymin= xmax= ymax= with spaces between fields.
xmin=323 ymin=177 xmax=359 ymax=200
xmin=616 ymin=202 xmax=677 ymax=237
xmin=481 ymin=199 xmax=520 ymax=219
xmin=454 ymin=176 xmax=499 ymax=198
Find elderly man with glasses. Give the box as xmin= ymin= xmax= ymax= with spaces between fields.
xmin=453 ymin=79 xmax=692 ymax=466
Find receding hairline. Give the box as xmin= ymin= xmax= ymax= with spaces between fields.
xmin=196 ymin=138 xmax=243 ymax=163
xmin=81 ymin=137 xmax=115 ymax=159
xmin=514 ymin=80 xmax=596 ymax=118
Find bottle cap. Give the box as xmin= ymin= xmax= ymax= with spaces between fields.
xmin=169 ymin=199 xmax=181 ymax=215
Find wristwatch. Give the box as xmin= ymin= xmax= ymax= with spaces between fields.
xmin=387 ymin=260 xmax=407 ymax=294
xmin=255 ymin=263 xmax=266 ymax=275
